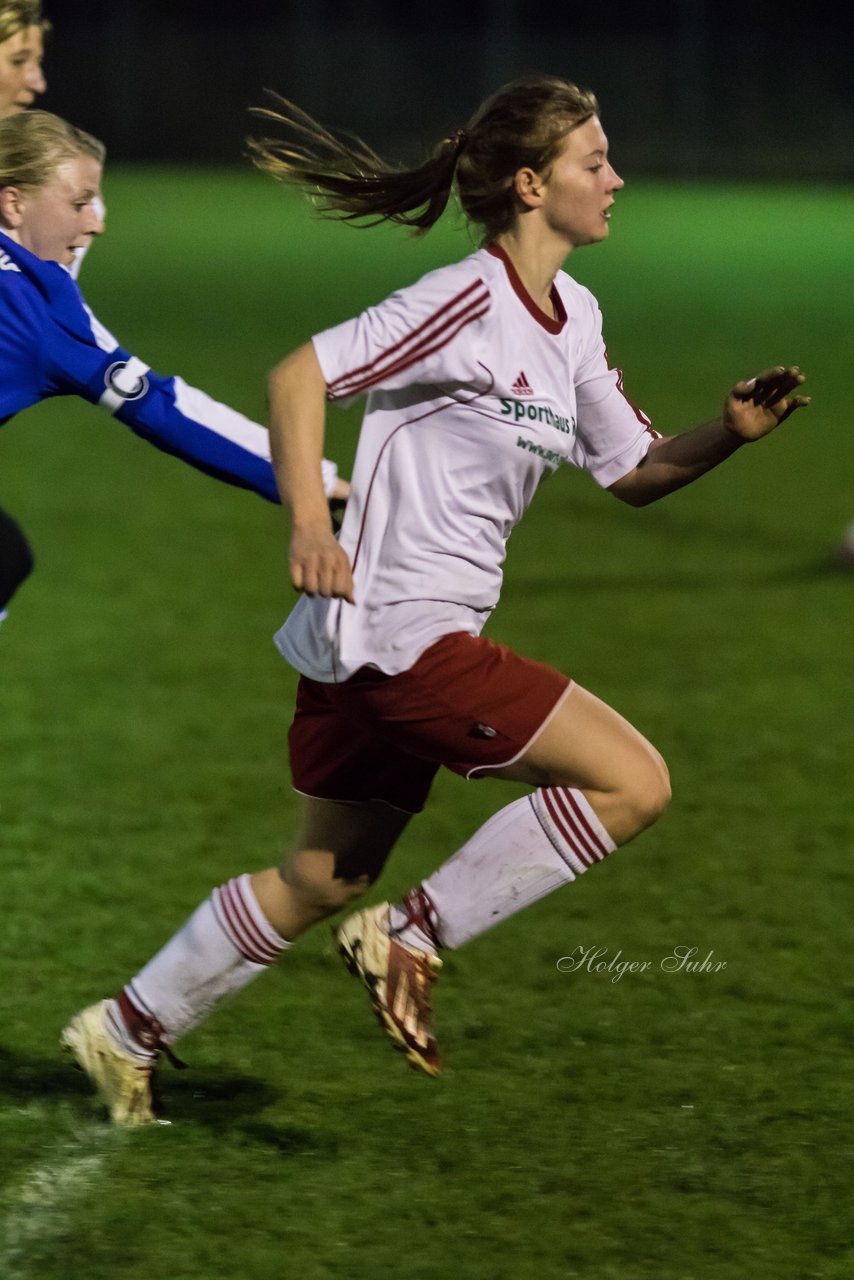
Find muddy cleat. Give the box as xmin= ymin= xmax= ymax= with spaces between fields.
xmin=61 ymin=1001 xmax=158 ymax=1127
xmin=336 ymin=900 xmax=443 ymax=1076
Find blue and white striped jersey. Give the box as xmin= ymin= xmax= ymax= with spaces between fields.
xmin=0 ymin=231 xmax=326 ymax=504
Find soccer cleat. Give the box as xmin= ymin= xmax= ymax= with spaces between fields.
xmin=335 ymin=901 xmax=443 ymax=1076
xmin=61 ymin=1000 xmax=158 ymax=1127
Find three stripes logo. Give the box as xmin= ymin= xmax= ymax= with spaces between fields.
xmin=511 ymin=370 xmax=534 ymax=396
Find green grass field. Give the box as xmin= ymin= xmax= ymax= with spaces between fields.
xmin=1 ymin=171 xmax=852 ymax=1280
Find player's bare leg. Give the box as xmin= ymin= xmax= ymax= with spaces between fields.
xmin=251 ymin=797 xmax=411 ymax=939
xmin=491 ymin=683 xmax=671 ymax=841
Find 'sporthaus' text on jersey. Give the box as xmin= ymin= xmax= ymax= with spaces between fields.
xmin=500 ymin=396 xmax=576 ymax=436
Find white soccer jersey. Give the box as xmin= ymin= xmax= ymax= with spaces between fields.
xmin=276 ymin=243 xmax=657 ymax=682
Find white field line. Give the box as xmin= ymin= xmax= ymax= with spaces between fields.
xmin=0 ymin=1119 xmax=114 ymax=1278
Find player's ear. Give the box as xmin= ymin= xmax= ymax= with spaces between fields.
xmin=514 ymin=166 xmax=545 ymax=209
xmin=0 ymin=185 xmax=26 ymax=228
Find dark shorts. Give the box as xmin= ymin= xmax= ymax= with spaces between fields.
xmin=289 ymin=631 xmax=572 ymax=813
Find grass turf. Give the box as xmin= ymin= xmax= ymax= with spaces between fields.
xmin=1 ymin=171 xmax=852 ymax=1279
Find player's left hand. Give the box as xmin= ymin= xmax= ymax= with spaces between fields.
xmin=723 ymin=366 xmax=810 ymax=441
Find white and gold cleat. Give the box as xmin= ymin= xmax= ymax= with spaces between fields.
xmin=336 ymin=902 xmax=443 ymax=1076
xmin=61 ymin=1000 xmax=158 ymax=1127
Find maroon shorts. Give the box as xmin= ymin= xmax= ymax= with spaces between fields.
xmin=289 ymin=631 xmax=571 ymax=814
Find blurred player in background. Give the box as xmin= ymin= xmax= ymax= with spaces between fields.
xmin=0 ymin=110 xmax=347 ymax=609
xmin=63 ymin=76 xmax=809 ymax=1125
xmin=0 ymin=0 xmax=47 ymax=620
xmin=0 ymin=0 xmax=45 ymax=117
xmin=0 ymin=3 xmax=348 ymax=622
xmin=0 ymin=112 xmax=345 ymax=512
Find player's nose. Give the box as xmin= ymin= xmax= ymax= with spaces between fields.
xmin=26 ymin=64 xmax=46 ymax=94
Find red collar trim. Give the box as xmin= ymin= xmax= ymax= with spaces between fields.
xmin=487 ymin=243 xmax=566 ymax=334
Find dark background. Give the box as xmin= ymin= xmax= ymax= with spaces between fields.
xmin=41 ymin=0 xmax=852 ymax=176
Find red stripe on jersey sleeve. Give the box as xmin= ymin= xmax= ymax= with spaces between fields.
xmin=326 ymin=279 xmax=489 ymax=400
xmin=333 ymin=298 xmax=490 ymax=399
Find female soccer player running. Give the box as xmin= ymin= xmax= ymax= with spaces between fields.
xmin=63 ymin=76 xmax=809 ymax=1125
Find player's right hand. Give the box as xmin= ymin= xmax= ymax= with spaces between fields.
xmin=289 ymin=524 xmax=355 ymax=602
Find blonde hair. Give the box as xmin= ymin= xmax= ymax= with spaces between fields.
xmin=248 ymin=75 xmax=599 ymax=241
xmin=0 ymin=110 xmax=104 ymax=189
xmin=0 ymin=1 xmax=50 ymax=43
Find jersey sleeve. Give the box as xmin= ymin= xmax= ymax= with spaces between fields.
xmin=4 ymin=255 xmax=335 ymax=503
xmin=572 ymin=290 xmax=658 ymax=488
xmin=37 ymin=308 xmax=280 ymax=503
xmin=312 ymin=266 xmax=491 ymax=406
xmin=114 ymin=371 xmax=283 ymax=503
xmin=112 ymin=373 xmax=339 ymax=501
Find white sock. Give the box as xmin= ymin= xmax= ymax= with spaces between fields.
xmin=108 ymin=874 xmax=290 ymax=1052
xmin=395 ymin=788 xmax=616 ymax=951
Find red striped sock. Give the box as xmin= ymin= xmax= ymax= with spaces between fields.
xmin=211 ymin=874 xmax=288 ymax=966
xmin=532 ymin=787 xmax=617 ymax=874
xmin=114 ymin=874 xmax=289 ymax=1048
xmin=421 ymin=791 xmax=617 ymax=950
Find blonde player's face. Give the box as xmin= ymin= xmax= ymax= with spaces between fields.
xmin=14 ymin=154 xmax=105 ymax=265
xmin=0 ymin=25 xmax=46 ymax=118
xmin=539 ymin=116 xmax=624 ymax=248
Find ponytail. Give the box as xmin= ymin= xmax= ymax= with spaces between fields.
xmin=248 ymin=94 xmax=465 ymax=233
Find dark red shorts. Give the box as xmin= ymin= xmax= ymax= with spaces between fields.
xmin=289 ymin=631 xmax=571 ymax=813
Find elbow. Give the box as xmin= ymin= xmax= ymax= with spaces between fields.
xmin=623 ymin=488 xmax=657 ymax=509
xmin=609 ymin=480 xmax=654 ymax=509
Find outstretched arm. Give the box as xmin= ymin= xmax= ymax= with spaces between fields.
xmin=608 ymin=366 xmax=810 ymax=508
xmin=267 ymin=342 xmax=354 ymax=601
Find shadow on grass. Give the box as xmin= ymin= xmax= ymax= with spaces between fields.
xmin=0 ymin=1042 xmax=284 ymax=1133
xmin=0 ymin=1042 xmax=341 ymax=1156
xmin=162 ymin=1069 xmax=341 ymax=1154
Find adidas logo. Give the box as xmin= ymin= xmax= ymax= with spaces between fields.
xmin=511 ymin=370 xmax=534 ymax=396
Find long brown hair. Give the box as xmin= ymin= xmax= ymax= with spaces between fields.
xmin=248 ymin=75 xmax=599 ymax=241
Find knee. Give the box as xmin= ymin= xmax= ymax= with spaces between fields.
xmin=280 ymin=852 xmax=373 ymax=916
xmin=625 ymin=751 xmax=672 ymax=834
